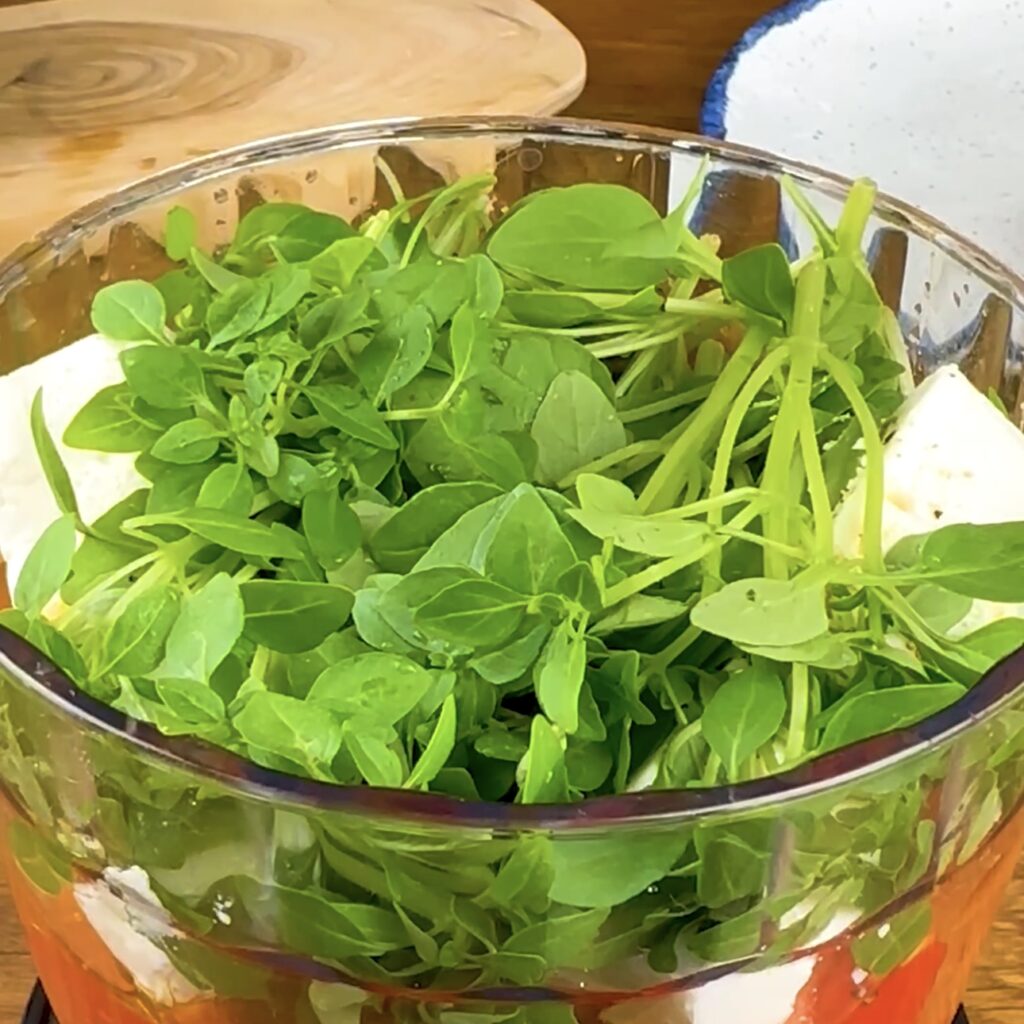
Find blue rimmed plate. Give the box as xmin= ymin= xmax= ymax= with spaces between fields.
xmin=699 ymin=0 xmax=1024 ymax=272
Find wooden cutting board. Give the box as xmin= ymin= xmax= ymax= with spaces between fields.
xmin=0 ymin=0 xmax=585 ymax=256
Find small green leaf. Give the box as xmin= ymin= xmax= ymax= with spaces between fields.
xmin=9 ymin=820 xmax=71 ymax=896
xmin=91 ymin=281 xmax=167 ymax=342
xmin=722 ymin=243 xmax=795 ymax=322
xmin=449 ymin=302 xmax=490 ymax=385
xmin=240 ymin=580 xmax=354 ymax=653
xmin=155 ymin=573 xmax=244 ymax=683
xmin=143 ymin=509 xmax=305 ymax=560
xmin=531 ymin=371 xmax=627 ymax=486
xmin=820 ymin=683 xmax=965 ymax=753
xmin=243 ymin=358 xmax=285 ymax=406
xmin=63 ymin=384 xmax=160 ymax=453
xmin=94 ymin=585 xmax=180 ymax=678
xmin=549 ymin=829 xmax=687 ymax=908
xmin=305 ymin=384 xmax=398 ymax=450
xmin=301 ymin=489 xmax=362 ymax=570
xmin=197 ymin=462 xmax=254 ymax=516
xmin=415 ymin=578 xmax=527 ymax=647
xmin=307 ymin=237 xmax=380 ymax=288
xmin=691 ymin=578 xmax=829 ymax=646
xmin=151 ymin=419 xmax=223 ymax=464
xmin=488 ymin=184 xmax=673 ymax=290
xmin=233 ymin=691 xmax=342 ymax=771
xmin=165 ymin=206 xmax=197 ymax=262
xmin=156 ymin=678 xmax=226 ymax=724
xmin=369 ymin=482 xmax=501 ymax=574
xmin=344 ymin=726 xmax=405 ymax=787
xmin=405 ymin=694 xmax=457 ymax=789
xmin=29 ymin=390 xmax=78 ymax=517
xmin=520 ymin=715 xmax=569 ymax=804
xmin=14 ymin=516 xmax=76 ymax=618
xmin=472 ymin=623 xmax=551 ymax=685
xmin=852 ymin=903 xmax=931 ymax=976
xmin=534 ymin=621 xmax=587 ymax=734
xmin=256 ymin=265 xmax=312 ymax=330
xmin=483 ymin=484 xmax=577 ymax=596
xmin=207 ymin=279 xmax=270 ymax=348
xmin=120 ymin=345 xmax=207 ymax=410
xmin=309 ymin=653 xmax=433 ymax=725
xmin=190 ymin=247 xmax=245 ymax=293
xmin=890 ymin=522 xmax=1024 ymax=601
xmin=701 ymin=666 xmax=787 ymax=778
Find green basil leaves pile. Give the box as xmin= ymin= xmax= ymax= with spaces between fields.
xmin=7 ymin=168 xmax=1024 ymax=810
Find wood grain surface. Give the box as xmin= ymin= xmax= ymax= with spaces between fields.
xmin=1 ymin=0 xmax=1023 ymax=1021
xmin=0 ymin=0 xmax=585 ymax=256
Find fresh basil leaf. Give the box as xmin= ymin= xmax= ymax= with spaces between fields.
xmin=358 ymin=310 xmax=436 ymax=408
xmin=243 ymin=358 xmax=285 ymax=406
xmin=29 ymin=390 xmax=78 ymax=518
xmin=722 ymin=243 xmax=795 ymax=322
xmin=190 ymin=247 xmax=245 ymax=294
xmin=369 ymin=482 xmax=501 ymax=574
xmin=305 ymin=383 xmax=398 ymax=450
xmin=520 ymin=715 xmax=569 ymax=804
xmin=256 ymin=266 xmax=312 ymax=330
xmin=851 ymin=902 xmax=931 ymax=976
xmin=207 ymin=279 xmax=270 ymax=348
xmin=701 ymin=665 xmax=787 ymax=778
xmin=232 ymin=204 xmax=356 ymax=264
xmin=405 ymin=694 xmax=457 ymax=789
xmin=145 ymin=509 xmax=305 ymax=560
xmin=14 ymin=515 xmax=76 ymax=617
xmin=691 ymin=578 xmax=830 ymax=646
xmin=549 ymin=828 xmax=687 ymax=908
xmin=197 ymin=462 xmax=254 ymax=516
xmin=307 ymin=237 xmax=380 ymax=288
xmin=91 ymin=281 xmax=166 ymax=342
xmin=154 ymin=573 xmax=244 ymax=682
xmin=695 ymin=822 xmax=771 ymax=909
xmin=120 ymin=344 xmax=207 ymax=410
xmin=820 ymin=683 xmax=965 ymax=753
xmin=151 ymin=419 xmax=223 ymax=464
xmin=8 ymin=819 xmax=71 ymax=896
xmin=488 ymin=184 xmax=673 ymax=290
xmin=233 ymin=692 xmax=342 ymax=771
xmin=309 ymin=653 xmax=433 ymax=725
xmin=891 ymin=522 xmax=1024 ymax=601
xmin=483 ymin=484 xmax=576 ymax=596
xmin=63 ymin=384 xmax=160 ymax=452
xmin=94 ymin=585 xmax=180 ymax=678
xmin=239 ymin=580 xmax=354 ymax=653
xmin=416 ymin=578 xmax=528 ymax=647
xmin=961 ymin=618 xmax=1024 ymax=663
xmin=472 ymin=624 xmax=551 ymax=685
xmin=534 ymin=621 xmax=587 ymax=734
xmin=164 ymin=206 xmax=197 ymax=262
xmin=301 ymin=489 xmax=362 ymax=571
xmin=156 ymin=678 xmax=226 ymax=725
xmin=531 ymin=371 xmax=627 ymax=486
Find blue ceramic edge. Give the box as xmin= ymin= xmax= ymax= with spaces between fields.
xmin=699 ymin=0 xmax=833 ymax=139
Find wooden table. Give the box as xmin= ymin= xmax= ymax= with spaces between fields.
xmin=0 ymin=0 xmax=1022 ymax=1021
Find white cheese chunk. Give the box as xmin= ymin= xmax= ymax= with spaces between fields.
xmin=0 ymin=334 xmax=145 ymax=592
xmin=74 ymin=866 xmax=202 ymax=1005
xmin=834 ymin=364 xmax=1024 ymax=633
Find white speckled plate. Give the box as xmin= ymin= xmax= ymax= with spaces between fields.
xmin=698 ymin=0 xmax=1024 ymax=272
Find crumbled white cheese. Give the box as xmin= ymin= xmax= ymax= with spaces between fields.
xmin=74 ymin=866 xmax=202 ymax=1005
xmin=0 ymin=334 xmax=144 ymax=592
xmin=835 ymin=364 xmax=1024 ymax=633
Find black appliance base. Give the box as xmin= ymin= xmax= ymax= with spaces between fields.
xmin=22 ymin=982 xmax=972 ymax=1023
